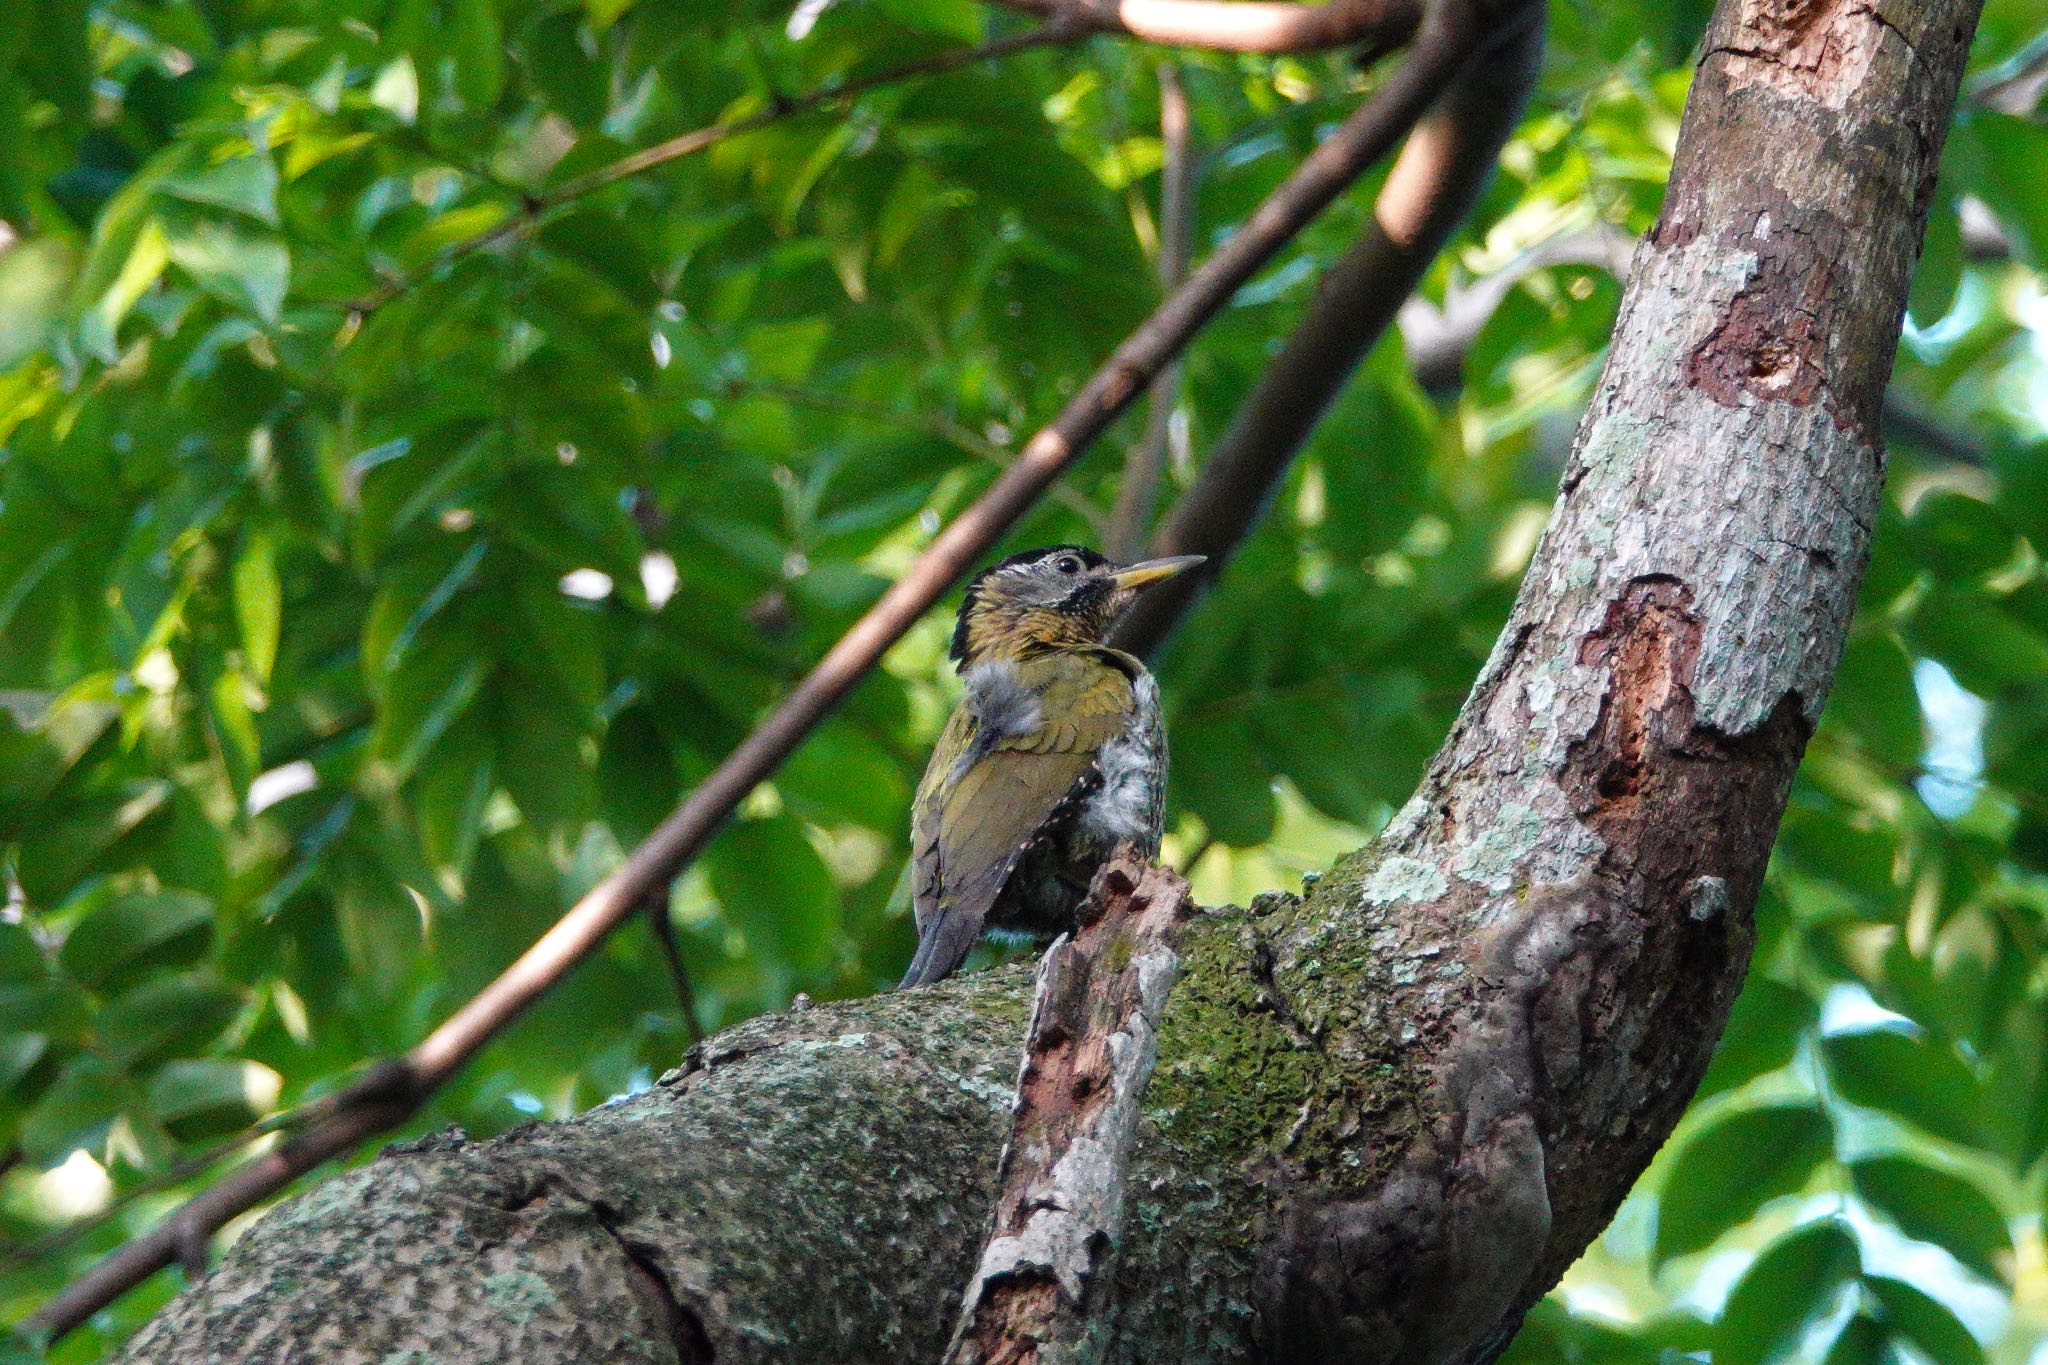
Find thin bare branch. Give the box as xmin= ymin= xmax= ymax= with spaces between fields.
xmin=990 ymin=0 xmax=1419 ymax=51
xmin=1108 ymin=61 xmax=1196 ymax=562
xmin=27 ymin=8 xmax=1492 ymax=1341
xmin=642 ymin=884 xmax=706 ymax=1046
xmin=350 ymin=23 xmax=1079 ymax=314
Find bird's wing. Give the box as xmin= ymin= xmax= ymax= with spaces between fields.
xmin=900 ymin=656 xmax=1133 ymax=987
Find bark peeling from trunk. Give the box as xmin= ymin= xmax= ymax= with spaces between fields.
xmin=115 ymin=1 xmax=1982 ymax=1362
xmin=946 ymin=855 xmax=1192 ymax=1365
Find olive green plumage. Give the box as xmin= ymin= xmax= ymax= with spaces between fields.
xmin=899 ymin=546 xmax=1203 ymax=987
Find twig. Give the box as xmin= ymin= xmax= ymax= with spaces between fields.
xmin=29 ymin=4 xmax=1487 ymax=1341
xmin=722 ymin=378 xmax=1111 ymax=534
xmin=643 ymin=883 xmax=706 ymax=1046
xmin=349 ymin=23 xmax=1080 ymax=314
xmin=2 ymin=1124 xmax=276 ymax=1271
xmin=988 ymin=0 xmax=1420 ymax=52
xmin=1108 ymin=61 xmax=1196 ymax=561
xmin=19 ymin=1097 xmax=410 ymax=1349
xmin=943 ymin=852 xmax=1192 ymax=1365
xmin=1113 ymin=2 xmax=1545 ymax=658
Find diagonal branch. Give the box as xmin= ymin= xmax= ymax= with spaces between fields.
xmin=1113 ymin=4 xmax=1544 ymax=658
xmin=989 ymin=0 xmax=1420 ymax=51
xmin=25 ymin=4 xmax=1494 ymax=1343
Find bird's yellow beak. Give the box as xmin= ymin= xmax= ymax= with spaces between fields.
xmin=1107 ymin=554 xmax=1206 ymax=591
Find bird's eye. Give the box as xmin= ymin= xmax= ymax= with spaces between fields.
xmin=1055 ymin=556 xmax=1082 ymax=575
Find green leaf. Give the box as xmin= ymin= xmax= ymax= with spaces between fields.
xmin=20 ymin=1053 xmax=138 ymax=1163
xmin=1816 ymin=629 xmax=1920 ymax=770
xmin=0 ymin=919 xmax=46 ymax=982
xmin=706 ymin=815 xmax=841 ymax=972
xmin=448 ymin=0 xmax=506 ymax=108
xmin=777 ymin=722 xmax=910 ymax=831
xmin=1715 ymin=1219 xmax=1861 ymax=1365
xmin=1908 ymin=589 xmax=2048 ymax=696
xmin=97 ymin=972 xmax=247 ymax=1069
xmin=234 ymin=528 xmax=282 ymax=684
xmin=1906 ymin=189 xmax=1961 ymax=329
xmin=0 ymin=235 xmax=78 ymax=367
xmin=494 ymin=686 xmax=592 ymax=832
xmin=596 ymin=706 xmax=682 ymax=848
xmin=1960 ymin=113 xmax=2048 ymax=268
xmin=1905 ymin=492 xmax=2017 ymax=583
xmin=415 ymin=717 xmax=495 ymax=877
xmin=1865 ymin=1276 xmax=1984 ymax=1365
xmin=1849 ymin=1155 xmax=2010 ymax=1283
xmin=1697 ymin=978 xmax=1818 ymax=1096
xmin=872 ymin=0 xmax=984 ymax=40
xmin=146 ymin=1057 xmax=282 ymax=1139
xmin=163 ymin=218 xmax=290 ymax=325
xmin=57 ymin=889 xmax=215 ymax=992
xmin=1173 ymin=715 xmax=1276 ymax=846
xmin=1822 ymin=1025 xmax=1985 ymax=1148
xmin=1820 ymin=1313 xmax=1888 ymax=1365
xmin=1654 ymin=1101 xmax=1833 ymax=1264
xmin=160 ymin=151 xmax=281 ymax=226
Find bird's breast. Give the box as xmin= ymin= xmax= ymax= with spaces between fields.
xmin=1077 ymin=671 xmax=1166 ymax=855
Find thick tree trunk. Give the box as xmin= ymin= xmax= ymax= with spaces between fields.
xmin=116 ymin=1 xmax=1980 ymax=1361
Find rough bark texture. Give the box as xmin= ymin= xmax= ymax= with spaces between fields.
xmin=946 ymin=855 xmax=1192 ymax=1365
xmin=116 ymin=1 xmax=1980 ymax=1361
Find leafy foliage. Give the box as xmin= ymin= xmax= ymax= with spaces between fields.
xmin=1 ymin=0 xmax=2047 ymax=1359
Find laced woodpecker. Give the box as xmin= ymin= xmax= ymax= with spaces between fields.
xmin=898 ymin=545 xmax=1203 ymax=988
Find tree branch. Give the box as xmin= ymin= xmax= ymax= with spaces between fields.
xmin=1108 ymin=61 xmax=1197 ymax=562
xmin=28 ymin=4 xmax=1490 ymax=1341
xmin=101 ymin=0 xmax=1984 ymax=1356
xmin=944 ymin=853 xmax=1191 ymax=1365
xmin=350 ymin=22 xmax=1081 ymax=314
xmin=1113 ymin=4 xmax=1544 ymax=658
xmin=988 ymin=0 xmax=1419 ymax=52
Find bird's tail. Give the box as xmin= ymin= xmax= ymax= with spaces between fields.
xmin=897 ymin=909 xmax=982 ymax=988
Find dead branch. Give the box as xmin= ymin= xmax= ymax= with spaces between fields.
xmin=943 ymin=853 xmax=1192 ymax=1365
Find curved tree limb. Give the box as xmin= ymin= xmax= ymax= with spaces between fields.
xmin=25 ymin=4 xmax=1496 ymax=1343
xmin=988 ymin=0 xmax=1420 ymax=52
xmin=1112 ymin=5 xmax=1544 ymax=658
xmin=101 ymin=0 xmax=1980 ymax=1360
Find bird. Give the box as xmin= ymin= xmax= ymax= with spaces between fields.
xmin=898 ymin=545 xmax=1204 ymax=988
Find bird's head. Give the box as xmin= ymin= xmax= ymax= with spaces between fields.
xmin=950 ymin=545 xmax=1206 ymax=666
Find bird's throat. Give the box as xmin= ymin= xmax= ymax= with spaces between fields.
xmin=957 ymin=604 xmax=1101 ymax=665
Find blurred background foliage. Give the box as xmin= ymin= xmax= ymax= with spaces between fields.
xmin=1 ymin=0 xmax=2047 ymax=1359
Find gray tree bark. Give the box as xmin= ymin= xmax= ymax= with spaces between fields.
xmin=116 ymin=1 xmax=1981 ymax=1361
